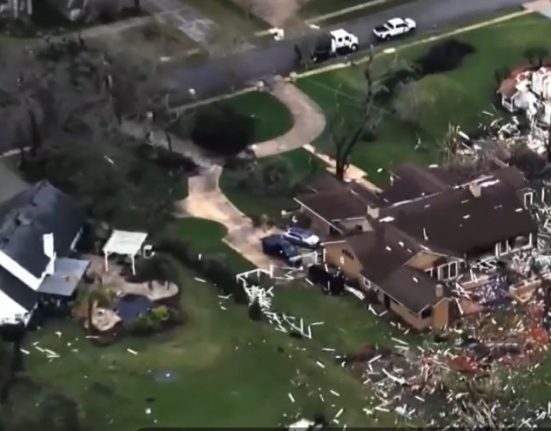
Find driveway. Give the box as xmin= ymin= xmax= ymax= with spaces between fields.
xmin=177 ymin=80 xmax=326 ymax=268
xmin=163 ymin=0 xmax=526 ymax=103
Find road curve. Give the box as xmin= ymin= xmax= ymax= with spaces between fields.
xmin=164 ymin=0 xmax=526 ymax=104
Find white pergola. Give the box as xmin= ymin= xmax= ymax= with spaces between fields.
xmin=102 ymin=230 xmax=148 ymax=275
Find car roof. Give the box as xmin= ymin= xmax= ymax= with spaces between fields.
xmin=330 ymin=29 xmax=352 ymax=38
xmin=387 ymin=17 xmax=406 ymax=26
xmin=288 ymin=227 xmax=309 ymax=234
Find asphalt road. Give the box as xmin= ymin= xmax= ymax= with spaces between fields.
xmin=165 ymin=0 xmax=527 ymax=104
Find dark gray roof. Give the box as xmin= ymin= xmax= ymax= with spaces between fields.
xmin=0 ymin=181 xmax=85 ymax=278
xmin=0 ymin=266 xmax=39 ymax=312
xmin=381 ymin=178 xmax=537 ymax=255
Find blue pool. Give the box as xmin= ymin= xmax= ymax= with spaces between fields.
xmin=114 ymin=294 xmax=153 ymax=324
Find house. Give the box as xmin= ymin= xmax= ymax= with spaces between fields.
xmin=296 ymin=164 xmax=537 ymax=330
xmin=497 ymin=66 xmax=551 ymax=125
xmin=0 ymin=181 xmax=89 ymax=326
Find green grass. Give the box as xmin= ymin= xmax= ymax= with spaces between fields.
xmin=172 ymin=217 xmax=253 ymax=271
xmin=304 ymin=0 xmax=414 ymax=23
xmin=183 ymin=0 xmax=266 ymax=37
xmin=297 ymin=13 xmax=551 ymax=184
xmin=220 ymin=148 xmax=325 ymax=219
xmin=19 ymin=267 xmax=403 ymax=430
xmin=221 ymin=91 xmax=294 ymax=142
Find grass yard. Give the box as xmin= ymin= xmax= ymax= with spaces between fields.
xmin=297 ymin=13 xmax=551 ymax=184
xmin=18 ymin=267 xmax=402 ymax=430
xmin=220 ymin=149 xmax=325 ymax=219
xmin=274 ymin=286 xmax=424 ymax=351
xmin=183 ymin=0 xmax=267 ymax=37
xmin=88 ymin=19 xmax=200 ymax=69
xmin=222 ymin=91 xmax=294 ymax=142
xmin=171 ymin=218 xmax=253 ymax=272
xmin=301 ymin=0 xmax=414 ymax=23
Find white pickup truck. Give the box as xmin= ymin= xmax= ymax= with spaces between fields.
xmin=312 ymin=28 xmax=359 ymax=62
xmin=373 ymin=17 xmax=416 ymax=41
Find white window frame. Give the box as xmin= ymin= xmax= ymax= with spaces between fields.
xmin=448 ymin=261 xmax=458 ymax=279
xmin=524 ymin=191 xmax=534 ymax=208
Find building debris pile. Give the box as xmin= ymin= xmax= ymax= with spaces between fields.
xmin=343 ymin=291 xmax=551 ymax=427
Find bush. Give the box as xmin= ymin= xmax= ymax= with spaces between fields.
xmin=190 ymin=104 xmax=254 ymax=156
xmin=156 ymin=238 xmax=248 ymax=304
xmin=128 ymin=313 xmax=162 ymax=335
xmin=151 ymin=305 xmax=170 ymax=322
xmin=415 ymin=39 xmax=475 ymax=76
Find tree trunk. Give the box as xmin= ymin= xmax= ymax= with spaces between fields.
xmin=134 ymin=0 xmax=141 ymax=12
xmin=164 ymin=131 xmax=173 ymax=153
xmin=335 ymin=159 xmax=345 ymax=181
xmin=28 ymin=106 xmax=42 ymax=157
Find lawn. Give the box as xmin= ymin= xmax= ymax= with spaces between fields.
xmin=296 ymin=13 xmax=551 ymax=184
xmin=18 ymin=267 xmax=402 ymax=430
xmin=220 ymin=148 xmax=325 ymax=219
xmin=301 ymin=0 xmax=414 ymax=23
xmin=222 ymin=91 xmax=294 ymax=142
xmin=183 ymin=0 xmax=267 ymax=37
xmin=171 ymin=217 xmax=253 ymax=272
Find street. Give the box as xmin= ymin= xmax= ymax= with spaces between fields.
xmin=164 ymin=0 xmax=527 ymax=104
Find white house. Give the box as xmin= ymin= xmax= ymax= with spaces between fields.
xmin=0 ymin=181 xmax=89 ymax=326
xmin=499 ymin=66 xmax=551 ymax=126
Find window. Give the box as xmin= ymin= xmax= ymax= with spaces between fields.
xmin=420 ymin=307 xmax=432 ymax=319
xmin=439 ymin=264 xmax=450 ymax=280
xmin=524 ymin=192 xmax=534 ymax=208
xmin=448 ymin=262 xmax=458 ymax=279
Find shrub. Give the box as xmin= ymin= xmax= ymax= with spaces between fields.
xmin=151 ymin=305 xmax=170 ymax=322
xmin=190 ymin=104 xmax=254 ymax=156
xmin=415 ymin=39 xmax=475 ymax=76
xmin=128 ymin=313 xmax=162 ymax=335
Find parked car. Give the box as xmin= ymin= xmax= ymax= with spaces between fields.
xmin=282 ymin=227 xmax=320 ymax=248
xmin=373 ymin=17 xmax=416 ymax=41
xmin=261 ymin=235 xmax=302 ymax=265
xmin=311 ymin=29 xmax=359 ymax=62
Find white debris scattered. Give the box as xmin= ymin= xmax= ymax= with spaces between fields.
xmin=127 ymin=348 xmax=138 ymax=355
xmin=329 ymin=390 xmax=340 ymax=397
xmin=194 ymin=277 xmax=206 ymax=283
xmin=316 ymin=361 xmax=326 ymax=369
xmin=288 ymin=393 xmax=295 ymax=403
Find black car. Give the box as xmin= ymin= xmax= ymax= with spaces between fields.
xmin=261 ymin=235 xmax=302 ymax=266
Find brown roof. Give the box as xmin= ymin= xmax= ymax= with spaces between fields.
xmin=296 ymin=190 xmax=367 ymax=222
xmin=382 ymin=163 xmax=465 ymax=204
xmin=303 ymin=173 xmax=383 ymax=207
xmin=345 ymin=225 xmax=449 ymax=314
xmin=381 ymin=179 xmax=537 ymax=255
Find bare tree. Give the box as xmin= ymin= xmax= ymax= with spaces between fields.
xmin=392 ymin=80 xmax=435 ymax=127
xmin=329 ymin=49 xmax=381 ymax=180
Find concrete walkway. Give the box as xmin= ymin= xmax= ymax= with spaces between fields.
xmin=178 ymin=79 xmax=326 ymax=267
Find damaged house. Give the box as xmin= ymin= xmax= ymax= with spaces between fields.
xmin=295 ymin=163 xmax=537 ymax=330
xmin=0 ymin=181 xmax=89 ymax=326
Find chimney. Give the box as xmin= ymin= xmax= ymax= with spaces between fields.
xmin=435 ymin=283 xmax=444 ymax=299
xmin=469 ymin=183 xmax=482 ymax=198
xmin=367 ymin=206 xmax=379 ymax=219
xmin=43 ymin=233 xmax=55 ymax=259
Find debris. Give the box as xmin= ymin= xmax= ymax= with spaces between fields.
xmin=288 ymin=393 xmax=295 ymax=403
xmin=127 ymin=348 xmax=138 ymax=355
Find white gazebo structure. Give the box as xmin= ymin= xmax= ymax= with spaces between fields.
xmin=102 ymin=230 xmax=148 ymax=275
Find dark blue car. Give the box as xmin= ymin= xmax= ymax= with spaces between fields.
xmin=261 ymin=235 xmax=302 ymax=266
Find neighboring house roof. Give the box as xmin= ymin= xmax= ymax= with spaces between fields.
xmin=382 ymin=163 xmax=466 ymax=204
xmin=382 ymin=179 xmax=536 ymax=255
xmin=303 ymin=173 xmax=383 ymax=207
xmin=295 ymin=190 xmax=368 ymax=223
xmin=0 ymin=181 xmax=85 ymax=278
xmin=0 ymin=266 xmax=39 ymax=312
